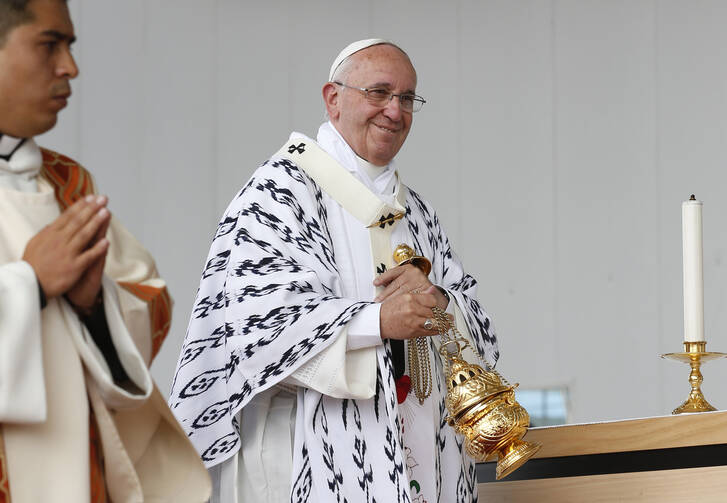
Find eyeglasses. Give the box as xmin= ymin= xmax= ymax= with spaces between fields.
xmin=333 ymin=81 xmax=426 ymax=113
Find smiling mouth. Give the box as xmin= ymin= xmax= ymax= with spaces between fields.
xmin=374 ymin=124 xmax=399 ymax=134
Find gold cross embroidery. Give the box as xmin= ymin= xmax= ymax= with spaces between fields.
xmin=367 ymin=212 xmax=405 ymax=229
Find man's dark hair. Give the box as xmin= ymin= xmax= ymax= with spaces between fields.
xmin=0 ymin=0 xmax=34 ymax=47
xmin=0 ymin=0 xmax=68 ymax=47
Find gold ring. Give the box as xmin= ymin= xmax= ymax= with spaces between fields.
xmin=423 ymin=318 xmax=434 ymax=330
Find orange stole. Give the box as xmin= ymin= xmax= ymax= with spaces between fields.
xmin=89 ymin=408 xmax=108 ymax=503
xmin=40 ymin=148 xmax=97 ymax=206
xmin=117 ymin=282 xmax=171 ymax=361
xmin=0 ymin=428 xmax=9 ymax=503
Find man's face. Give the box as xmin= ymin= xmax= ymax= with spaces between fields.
xmin=328 ymin=45 xmax=417 ymax=166
xmin=0 ymin=0 xmax=78 ymax=138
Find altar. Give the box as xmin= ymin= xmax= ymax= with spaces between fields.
xmin=477 ymin=410 xmax=727 ymax=502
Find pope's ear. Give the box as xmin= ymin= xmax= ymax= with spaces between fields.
xmin=322 ymin=82 xmax=340 ymax=120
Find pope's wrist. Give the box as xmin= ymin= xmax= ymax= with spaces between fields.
xmin=434 ymin=285 xmax=450 ymax=308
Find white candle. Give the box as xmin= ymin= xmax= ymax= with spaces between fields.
xmin=682 ymin=195 xmax=705 ymax=342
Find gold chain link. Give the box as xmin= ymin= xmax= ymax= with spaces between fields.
xmin=431 ymin=307 xmax=455 ymax=375
xmin=408 ymin=336 xmax=432 ymax=404
xmin=431 ymin=306 xmax=511 ymax=387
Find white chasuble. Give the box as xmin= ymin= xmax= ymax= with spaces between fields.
xmin=0 ymin=139 xmax=210 ymax=502
xmin=171 ymin=122 xmax=499 ymax=503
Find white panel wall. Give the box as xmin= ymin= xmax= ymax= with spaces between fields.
xmin=554 ymin=0 xmax=660 ymax=420
xmin=35 ymin=0 xmax=727 ymax=424
xmin=460 ymin=0 xmax=558 ymax=397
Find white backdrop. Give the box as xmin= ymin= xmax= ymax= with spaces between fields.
xmin=38 ymin=0 xmax=727 ymax=424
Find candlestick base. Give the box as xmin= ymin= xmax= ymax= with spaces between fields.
xmin=661 ymin=341 xmax=727 ymax=415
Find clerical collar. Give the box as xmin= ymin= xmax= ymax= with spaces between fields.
xmin=355 ymin=153 xmax=388 ymax=184
xmin=0 ymin=134 xmax=26 ymax=161
xmin=0 ymin=133 xmax=43 ymax=192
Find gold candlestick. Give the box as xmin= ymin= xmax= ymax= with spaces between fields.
xmin=661 ymin=341 xmax=727 ymax=414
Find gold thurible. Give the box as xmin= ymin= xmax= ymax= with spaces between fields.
xmin=662 ymin=341 xmax=727 ymax=414
xmin=392 ymin=244 xmax=541 ymax=479
xmin=431 ymin=308 xmax=541 ymax=480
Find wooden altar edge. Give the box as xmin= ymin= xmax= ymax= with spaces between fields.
xmin=514 ymin=409 xmax=727 ymax=459
xmin=476 ymin=442 xmax=727 ymax=482
xmin=475 ymin=412 xmax=727 ymax=501
xmin=477 ymin=465 xmax=727 ymax=503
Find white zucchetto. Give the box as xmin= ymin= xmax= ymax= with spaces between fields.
xmin=328 ymin=38 xmax=392 ymax=81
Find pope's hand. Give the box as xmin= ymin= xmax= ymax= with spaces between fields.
xmin=22 ymin=195 xmax=110 ymax=300
xmin=374 ymin=263 xmax=448 ymax=309
xmin=379 ymin=290 xmax=438 ymax=340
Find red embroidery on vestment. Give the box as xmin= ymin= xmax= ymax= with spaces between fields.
xmin=396 ymin=375 xmax=412 ymax=404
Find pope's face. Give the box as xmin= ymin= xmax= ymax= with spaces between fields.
xmin=329 ymin=45 xmax=417 ymax=166
xmin=0 ymin=0 xmax=78 ymax=138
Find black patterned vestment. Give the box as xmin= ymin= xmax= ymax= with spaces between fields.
xmin=170 ymin=123 xmax=499 ymax=502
